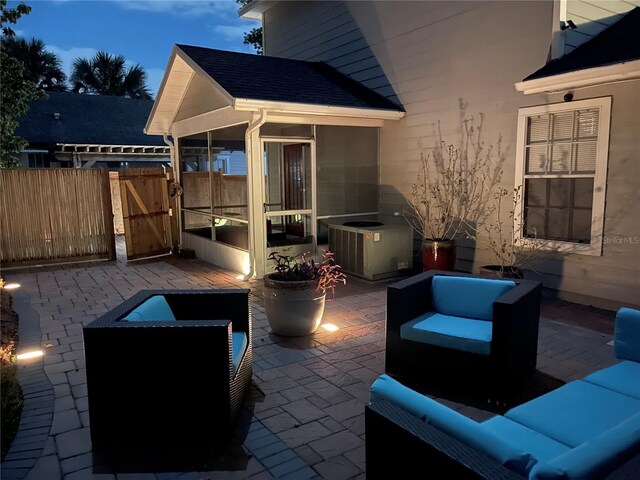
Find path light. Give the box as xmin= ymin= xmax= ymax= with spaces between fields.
xmin=16 ymin=350 xmax=44 ymax=361
xmin=321 ymin=323 xmax=339 ymax=332
xmin=2 ymin=283 xmax=20 ymax=290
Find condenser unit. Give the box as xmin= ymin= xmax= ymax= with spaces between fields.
xmin=328 ymin=221 xmax=413 ymax=281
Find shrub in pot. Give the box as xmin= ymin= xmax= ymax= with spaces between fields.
xmin=404 ymin=103 xmax=504 ymax=271
xmin=263 ymin=250 xmax=346 ymax=337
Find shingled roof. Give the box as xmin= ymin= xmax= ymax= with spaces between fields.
xmin=17 ymin=92 xmax=166 ymax=146
xmin=525 ymin=7 xmax=640 ymax=81
xmin=176 ymin=44 xmax=404 ymax=112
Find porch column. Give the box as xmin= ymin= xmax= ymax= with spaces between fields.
xmin=246 ymin=113 xmax=267 ymax=278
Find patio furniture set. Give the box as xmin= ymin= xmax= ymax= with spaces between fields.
xmin=82 ymin=271 xmax=640 ymax=478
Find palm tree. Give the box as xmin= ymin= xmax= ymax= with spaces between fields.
xmin=70 ymin=51 xmax=151 ymax=99
xmin=2 ymin=37 xmax=67 ymax=91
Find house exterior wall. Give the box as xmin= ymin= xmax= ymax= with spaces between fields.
xmin=563 ymin=0 xmax=640 ymax=54
xmin=263 ymin=0 xmax=640 ymax=309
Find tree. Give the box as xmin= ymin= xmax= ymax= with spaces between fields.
xmin=70 ymin=51 xmax=151 ymax=99
xmin=3 ymin=37 xmax=67 ymax=91
xmin=0 ymin=0 xmax=42 ymax=168
xmin=235 ymin=0 xmax=263 ymax=54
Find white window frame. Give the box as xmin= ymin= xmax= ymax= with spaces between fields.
xmin=514 ymin=97 xmax=611 ymax=256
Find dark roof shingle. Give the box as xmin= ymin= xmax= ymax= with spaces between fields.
xmin=16 ymin=92 xmax=165 ymax=146
xmin=525 ymin=7 xmax=640 ymax=81
xmin=176 ymin=44 xmax=403 ymax=112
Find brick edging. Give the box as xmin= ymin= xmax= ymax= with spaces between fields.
xmin=1 ymin=289 xmax=54 ymax=480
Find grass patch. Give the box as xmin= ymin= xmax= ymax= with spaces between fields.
xmin=1 ymin=289 xmax=23 ymax=460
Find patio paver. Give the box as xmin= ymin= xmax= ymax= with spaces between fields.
xmin=1 ymin=253 xmax=617 ymax=479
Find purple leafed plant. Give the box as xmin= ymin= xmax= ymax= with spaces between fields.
xmin=267 ymin=250 xmax=347 ymax=296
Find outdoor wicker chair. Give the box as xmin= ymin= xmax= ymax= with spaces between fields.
xmin=83 ymin=289 xmax=252 ymax=466
xmin=385 ymin=270 xmax=542 ymax=400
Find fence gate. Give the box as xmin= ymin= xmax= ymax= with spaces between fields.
xmin=119 ymin=168 xmax=174 ymax=260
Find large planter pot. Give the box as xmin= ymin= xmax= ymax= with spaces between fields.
xmin=263 ymin=274 xmax=326 ymax=336
xmin=479 ymin=265 xmax=524 ymax=279
xmin=422 ymin=239 xmax=457 ymax=271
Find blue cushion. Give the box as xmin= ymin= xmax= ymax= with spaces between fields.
xmin=505 ymin=381 xmax=640 ymax=447
xmin=583 ymin=361 xmax=640 ymax=400
xmin=614 ymin=307 xmax=640 ymax=362
xmin=431 ymin=276 xmax=516 ymax=321
xmin=123 ymin=296 xmax=176 ymax=322
xmin=231 ymin=332 xmax=247 ymax=375
xmin=400 ymin=312 xmax=492 ymax=355
xmin=370 ymin=375 xmax=536 ymax=475
xmin=529 ymin=413 xmax=640 ymax=480
xmin=481 ymin=416 xmax=571 ymax=465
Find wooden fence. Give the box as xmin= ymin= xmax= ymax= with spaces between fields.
xmin=0 ymin=168 xmax=115 ymax=266
xmin=109 ymin=171 xmax=125 ymax=235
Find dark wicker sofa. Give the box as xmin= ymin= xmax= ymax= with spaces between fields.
xmin=83 ymin=289 xmax=252 ymax=467
xmin=385 ymin=270 xmax=542 ymax=402
xmin=365 ymin=399 xmax=640 ymax=480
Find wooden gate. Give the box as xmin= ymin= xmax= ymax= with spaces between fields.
xmin=119 ymin=168 xmax=177 ymax=260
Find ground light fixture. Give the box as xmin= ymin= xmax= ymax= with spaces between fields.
xmin=321 ymin=323 xmax=340 ymax=332
xmin=2 ymin=282 xmax=21 ymax=290
xmin=16 ymin=350 xmax=44 ymax=361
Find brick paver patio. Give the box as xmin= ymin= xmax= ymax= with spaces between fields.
xmin=1 ymin=253 xmax=617 ymax=479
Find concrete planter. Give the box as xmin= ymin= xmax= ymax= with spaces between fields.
xmin=263 ymin=274 xmax=326 ymax=336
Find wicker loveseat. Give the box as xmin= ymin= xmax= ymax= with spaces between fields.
xmin=366 ymin=308 xmax=640 ymax=479
xmin=83 ymin=289 xmax=252 ymax=467
xmin=385 ymin=270 xmax=542 ymax=401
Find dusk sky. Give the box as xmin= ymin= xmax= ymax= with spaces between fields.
xmin=8 ymin=0 xmax=260 ymax=96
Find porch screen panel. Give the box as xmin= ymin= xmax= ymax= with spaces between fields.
xmin=179 ymin=133 xmax=211 ymax=239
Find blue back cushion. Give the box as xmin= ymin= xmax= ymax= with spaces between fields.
xmin=614 ymin=308 xmax=640 ymax=362
xmin=530 ymin=413 xmax=640 ymax=480
xmin=231 ymin=332 xmax=247 ymax=375
xmin=370 ymin=375 xmax=536 ymax=475
xmin=123 ymin=295 xmax=176 ymax=322
xmin=431 ymin=276 xmax=516 ymax=321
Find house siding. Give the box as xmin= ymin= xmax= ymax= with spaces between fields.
xmin=563 ymin=0 xmax=640 ymax=54
xmin=264 ymin=0 xmax=640 ymax=309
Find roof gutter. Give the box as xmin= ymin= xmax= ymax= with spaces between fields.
xmin=515 ymin=59 xmax=640 ymax=94
xmin=233 ymin=98 xmax=405 ymax=120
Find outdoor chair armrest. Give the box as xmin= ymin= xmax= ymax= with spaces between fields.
xmin=386 ymin=270 xmax=438 ymax=330
xmin=365 ymin=400 xmax=523 ymax=479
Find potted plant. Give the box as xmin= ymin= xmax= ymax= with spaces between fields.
xmin=472 ymin=185 xmax=549 ymax=279
xmin=263 ymin=250 xmax=346 ymax=336
xmin=404 ymin=103 xmax=503 ymax=271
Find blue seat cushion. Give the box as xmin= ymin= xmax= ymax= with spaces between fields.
xmin=505 ymin=380 xmax=640 ymax=447
xmin=431 ymin=276 xmax=516 ymax=321
xmin=370 ymin=375 xmax=536 ymax=475
xmin=583 ymin=361 xmax=640 ymax=400
xmin=231 ymin=332 xmax=247 ymax=376
xmin=614 ymin=307 xmax=640 ymax=362
xmin=123 ymin=296 xmax=176 ymax=322
xmin=481 ymin=415 xmax=570 ymax=465
xmin=400 ymin=312 xmax=492 ymax=355
xmin=529 ymin=413 xmax=640 ymax=480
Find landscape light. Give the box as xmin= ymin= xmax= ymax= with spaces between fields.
xmin=16 ymin=350 xmax=44 ymax=361
xmin=321 ymin=323 xmax=339 ymax=332
xmin=3 ymin=283 xmax=21 ymax=290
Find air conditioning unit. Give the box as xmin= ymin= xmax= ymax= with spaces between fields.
xmin=329 ymin=221 xmax=413 ymax=281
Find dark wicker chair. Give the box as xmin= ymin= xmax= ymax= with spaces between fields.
xmin=365 ymin=400 xmax=640 ymax=480
xmin=83 ymin=289 xmax=252 ymax=467
xmin=385 ymin=270 xmax=542 ymax=402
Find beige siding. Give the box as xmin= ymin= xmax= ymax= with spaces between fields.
xmin=264 ymin=0 xmax=398 ymax=102
xmin=564 ymin=0 xmax=639 ymax=53
xmin=265 ymin=0 xmax=640 ymax=308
